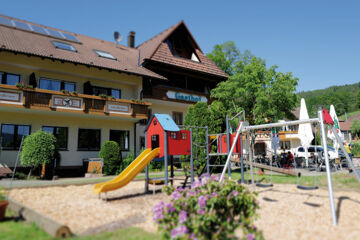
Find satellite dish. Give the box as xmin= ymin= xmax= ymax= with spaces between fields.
xmin=114 ymin=31 xmax=122 ymax=44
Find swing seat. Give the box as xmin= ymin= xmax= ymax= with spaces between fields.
xmin=256 ymin=183 xmax=273 ymax=188
xmin=297 ymin=185 xmax=319 ymax=190
xmin=296 ymin=173 xmax=318 ymax=190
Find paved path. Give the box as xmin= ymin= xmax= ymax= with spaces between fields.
xmin=0 ymin=171 xmax=185 ymax=189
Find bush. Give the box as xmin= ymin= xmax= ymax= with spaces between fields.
xmin=150 ymin=160 xmax=163 ymax=171
xmin=117 ymin=151 xmax=134 ymax=174
xmin=153 ymin=174 xmax=263 ymax=240
xmin=21 ymin=130 xmax=56 ymax=178
xmin=351 ymin=142 xmax=360 ymax=157
xmin=99 ymin=141 xmax=121 ymax=175
xmin=0 ymin=188 xmax=6 ymax=201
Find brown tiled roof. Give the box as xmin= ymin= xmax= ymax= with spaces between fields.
xmin=339 ymin=114 xmax=360 ymax=131
xmin=137 ymin=21 xmax=227 ymax=79
xmin=340 ymin=121 xmax=351 ymax=131
xmin=0 ymin=15 xmax=165 ymax=80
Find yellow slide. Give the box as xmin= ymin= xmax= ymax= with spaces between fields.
xmin=93 ymin=148 xmax=160 ymax=194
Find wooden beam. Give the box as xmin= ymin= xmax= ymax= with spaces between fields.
xmin=8 ymin=198 xmax=72 ymax=238
xmin=231 ymin=160 xmax=300 ymax=176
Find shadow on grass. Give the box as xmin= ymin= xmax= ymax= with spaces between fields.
xmin=2 ymin=215 xmax=23 ymax=222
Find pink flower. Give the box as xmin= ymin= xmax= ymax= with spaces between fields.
xmin=201 ymin=175 xmax=210 ymax=185
xmin=171 ymin=225 xmax=188 ymax=239
xmin=232 ymin=190 xmax=238 ymax=197
xmin=153 ymin=201 xmax=165 ymax=222
xmin=166 ymin=202 xmax=176 ymax=213
xmin=187 ymin=190 xmax=196 ymax=198
xmin=197 ymin=209 xmax=206 ymax=215
xmin=179 ymin=210 xmax=187 ymax=224
xmin=210 ymin=174 xmax=219 ymax=181
xmin=227 ymin=194 xmax=232 ymax=200
xmin=191 ymin=180 xmax=201 ymax=189
xmin=171 ymin=191 xmax=182 ymax=200
xmin=247 ymin=233 xmax=255 ymax=240
xmin=212 ymin=192 xmax=218 ymax=198
xmin=198 ymin=195 xmax=207 ymax=208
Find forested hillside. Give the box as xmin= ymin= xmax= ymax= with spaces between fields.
xmin=298 ymin=82 xmax=360 ymax=118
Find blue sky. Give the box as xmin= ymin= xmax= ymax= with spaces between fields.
xmin=1 ymin=0 xmax=359 ymax=92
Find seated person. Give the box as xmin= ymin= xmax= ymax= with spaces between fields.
xmin=287 ymin=151 xmax=294 ymax=166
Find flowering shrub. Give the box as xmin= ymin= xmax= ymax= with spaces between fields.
xmin=15 ymin=81 xmax=25 ymax=88
xmin=153 ymin=174 xmax=263 ymax=240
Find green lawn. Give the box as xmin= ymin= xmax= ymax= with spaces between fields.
xmin=0 ymin=210 xmax=160 ymax=240
xmin=228 ymin=168 xmax=360 ymax=192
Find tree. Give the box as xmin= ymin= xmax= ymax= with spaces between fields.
xmin=206 ymin=41 xmax=252 ymax=76
xmin=21 ymin=130 xmax=56 ymax=179
xmin=351 ymin=119 xmax=360 ymax=137
xmin=99 ymin=141 xmax=121 ymax=175
xmin=209 ymin=52 xmax=299 ymax=125
xmin=184 ymin=102 xmax=224 ymax=173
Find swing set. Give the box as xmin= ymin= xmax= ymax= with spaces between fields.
xmin=219 ymin=109 xmax=360 ymax=226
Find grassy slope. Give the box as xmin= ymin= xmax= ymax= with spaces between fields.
xmin=339 ymin=110 xmax=360 ymax=121
xmin=298 ymin=82 xmax=360 ymax=118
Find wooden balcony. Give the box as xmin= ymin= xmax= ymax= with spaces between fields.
xmin=0 ymin=84 xmax=150 ymax=119
xmin=143 ymin=85 xmax=210 ymax=104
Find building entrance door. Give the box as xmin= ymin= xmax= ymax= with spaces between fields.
xmin=151 ymin=135 xmax=159 ymax=149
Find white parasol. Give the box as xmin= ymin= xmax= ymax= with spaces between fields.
xmin=298 ymin=98 xmax=314 ymax=167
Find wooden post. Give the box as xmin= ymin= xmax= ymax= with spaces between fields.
xmin=8 ymin=198 xmax=72 ymax=238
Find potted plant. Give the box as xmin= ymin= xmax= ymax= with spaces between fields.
xmin=15 ymin=81 xmax=25 ymax=88
xmin=0 ymin=188 xmax=8 ymax=221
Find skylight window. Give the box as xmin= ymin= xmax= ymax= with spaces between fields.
xmin=52 ymin=41 xmax=77 ymax=52
xmin=94 ymin=50 xmax=116 ymax=60
xmin=0 ymin=16 xmax=13 ymax=26
xmin=62 ymin=32 xmax=79 ymax=42
xmin=32 ymin=25 xmax=48 ymax=35
xmin=47 ymin=29 xmax=64 ymax=39
xmin=14 ymin=21 xmax=31 ymax=31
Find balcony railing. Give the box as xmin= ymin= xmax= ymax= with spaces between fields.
xmin=0 ymin=84 xmax=150 ymax=119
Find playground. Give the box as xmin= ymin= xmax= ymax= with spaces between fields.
xmin=7 ymin=178 xmax=360 ymax=240
xmin=2 ymin=110 xmax=360 ymax=239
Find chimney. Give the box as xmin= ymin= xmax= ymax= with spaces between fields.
xmin=128 ymin=31 xmax=135 ymax=48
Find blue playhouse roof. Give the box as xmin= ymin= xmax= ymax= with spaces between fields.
xmin=145 ymin=114 xmax=180 ymax=132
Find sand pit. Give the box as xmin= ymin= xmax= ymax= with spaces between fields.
xmin=254 ymin=184 xmax=360 ymax=240
xmin=9 ymin=180 xmax=171 ymax=235
xmin=9 ymin=181 xmax=360 ymax=239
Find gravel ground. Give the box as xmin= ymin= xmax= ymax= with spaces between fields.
xmin=9 ymin=181 xmax=360 ymax=239
xmin=253 ymin=184 xmax=360 ymax=240
xmin=9 ymin=181 xmax=171 ymax=235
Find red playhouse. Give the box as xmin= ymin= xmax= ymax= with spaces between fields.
xmin=218 ymin=133 xmax=242 ymax=154
xmin=144 ymin=114 xmax=191 ymax=186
